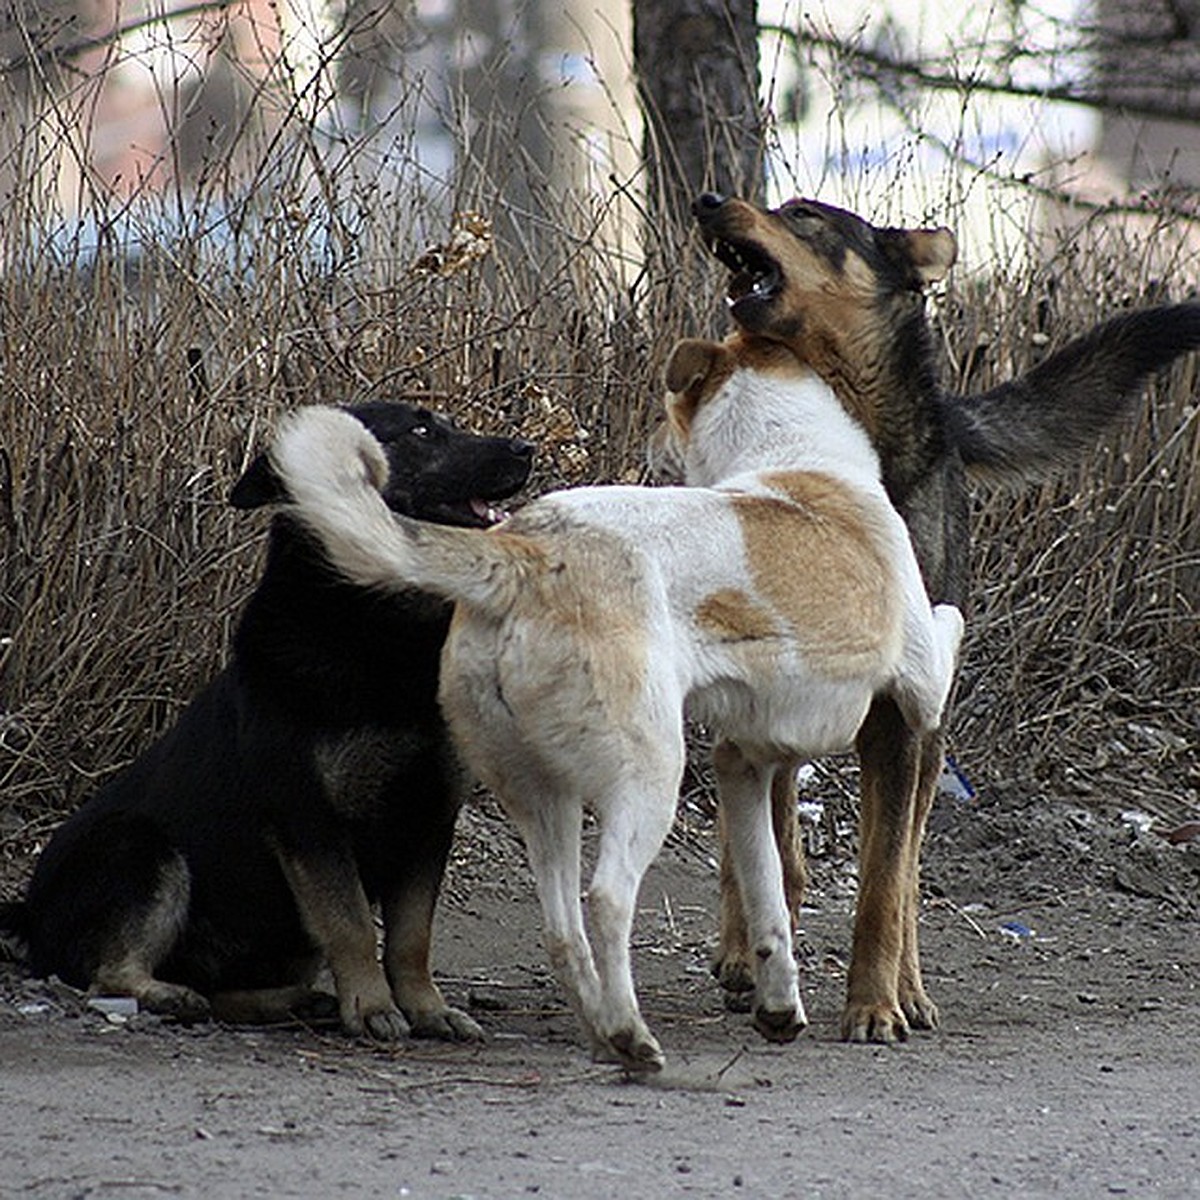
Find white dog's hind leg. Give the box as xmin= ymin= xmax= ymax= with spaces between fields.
xmin=506 ymin=793 xmax=607 ymax=1057
xmin=712 ymin=741 xmax=806 ymax=1043
xmin=893 ymin=601 xmax=964 ymax=734
xmin=586 ymin=760 xmax=683 ymax=1073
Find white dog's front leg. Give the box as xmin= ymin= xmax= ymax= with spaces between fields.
xmin=713 ymin=741 xmax=806 ymax=1043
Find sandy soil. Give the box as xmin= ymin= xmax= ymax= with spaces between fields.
xmin=2 ymin=778 xmax=1198 ymax=1199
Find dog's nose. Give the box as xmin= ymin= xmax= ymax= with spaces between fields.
xmin=511 ymin=438 xmax=535 ymax=458
xmin=693 ymin=192 xmax=728 ymax=215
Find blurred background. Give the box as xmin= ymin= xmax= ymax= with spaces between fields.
xmin=1 ymin=0 xmax=1196 ymax=860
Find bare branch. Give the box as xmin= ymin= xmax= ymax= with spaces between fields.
xmin=1 ymin=3 xmax=236 ymax=78
xmin=770 ymin=23 xmax=1200 ymax=126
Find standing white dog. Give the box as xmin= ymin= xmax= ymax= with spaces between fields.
xmin=267 ymin=336 xmax=963 ymax=1070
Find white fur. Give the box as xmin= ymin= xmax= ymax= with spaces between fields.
xmin=270 ymin=370 xmax=963 ymax=1070
xmin=682 ymin=366 xmax=882 ymax=489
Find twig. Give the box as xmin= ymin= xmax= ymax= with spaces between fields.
xmin=928 ymin=897 xmax=988 ymax=939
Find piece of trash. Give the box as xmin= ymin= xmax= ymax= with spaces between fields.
xmin=938 ymin=755 xmax=976 ymax=802
xmin=17 ymin=1001 xmax=52 ymax=1017
xmin=999 ymin=921 xmax=1036 ymax=941
xmin=1077 ymin=991 xmax=1101 ymax=1005
xmin=88 ymin=996 xmax=139 ymax=1017
xmin=794 ymin=763 xmax=818 ymax=787
xmin=1119 ymin=810 xmax=1155 ymax=839
xmin=796 ymin=800 xmax=824 ymax=824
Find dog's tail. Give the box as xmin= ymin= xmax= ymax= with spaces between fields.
xmin=943 ymin=302 xmax=1200 ymax=482
xmin=0 ymin=900 xmax=29 ymax=963
xmin=268 ymin=407 xmax=535 ymax=616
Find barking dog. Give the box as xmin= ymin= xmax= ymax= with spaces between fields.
xmin=263 ymin=337 xmax=963 ymax=1071
xmin=692 ymin=191 xmax=1200 ymax=1043
xmin=0 ymin=402 xmax=532 ymax=1040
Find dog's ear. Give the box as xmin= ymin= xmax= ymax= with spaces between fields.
xmin=906 ymin=226 xmax=957 ymax=284
xmin=229 ymin=454 xmax=286 ymax=509
xmin=665 ymin=339 xmax=724 ymax=395
xmin=883 ymin=226 xmax=957 ymax=287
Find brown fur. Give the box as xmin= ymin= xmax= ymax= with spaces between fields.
xmin=693 ymin=191 xmax=1200 ymax=1042
xmin=732 ymin=486 xmax=899 ymax=674
xmin=695 ymin=589 xmax=781 ymax=641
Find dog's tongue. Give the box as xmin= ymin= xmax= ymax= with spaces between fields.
xmin=728 ymin=266 xmax=779 ymax=306
xmin=728 ymin=269 xmax=757 ymax=302
xmin=471 ymin=498 xmax=507 ymax=525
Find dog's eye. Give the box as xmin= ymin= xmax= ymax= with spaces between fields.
xmin=783 ymin=202 xmax=820 ymax=223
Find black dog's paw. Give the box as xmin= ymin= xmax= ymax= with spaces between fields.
xmin=357 ymin=1004 xmax=411 ymax=1042
xmin=408 ymin=1005 xmax=485 ymax=1042
xmin=139 ymin=982 xmax=212 ymax=1023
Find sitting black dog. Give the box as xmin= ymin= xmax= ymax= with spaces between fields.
xmin=0 ymin=401 xmax=532 ymax=1039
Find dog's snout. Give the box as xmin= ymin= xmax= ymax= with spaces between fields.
xmin=694 ymin=192 xmax=728 ymax=215
xmin=510 ymin=438 xmax=535 ymax=459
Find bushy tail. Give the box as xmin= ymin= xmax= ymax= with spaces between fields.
xmin=0 ymin=901 xmax=29 ymax=963
xmin=268 ymin=407 xmax=533 ymax=616
xmin=942 ymin=302 xmax=1200 ymax=482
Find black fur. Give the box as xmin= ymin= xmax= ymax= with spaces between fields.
xmin=942 ymin=303 xmax=1200 ymax=480
xmin=0 ymin=401 xmax=532 ymax=1035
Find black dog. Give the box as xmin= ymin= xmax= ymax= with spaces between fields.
xmin=0 ymin=401 xmax=532 ymax=1039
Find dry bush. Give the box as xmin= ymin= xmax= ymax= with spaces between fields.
xmin=1 ymin=26 xmax=1196 ymax=871
xmin=0 ymin=43 xmax=690 ymax=845
xmin=941 ymin=222 xmax=1199 ymax=818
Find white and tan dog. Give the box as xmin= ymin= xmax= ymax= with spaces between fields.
xmin=266 ymin=336 xmax=963 ymax=1070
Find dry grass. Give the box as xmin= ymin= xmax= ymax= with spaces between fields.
xmin=1 ymin=33 xmax=1197 ymax=866
xmin=0 ymin=43 xmax=697 ymax=838
xmin=941 ymin=226 xmax=1199 ymax=817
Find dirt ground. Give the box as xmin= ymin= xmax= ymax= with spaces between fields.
xmin=2 ymin=772 xmax=1198 ymax=1200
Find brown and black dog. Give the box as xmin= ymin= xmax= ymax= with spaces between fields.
xmin=691 ymin=192 xmax=1200 ymax=1043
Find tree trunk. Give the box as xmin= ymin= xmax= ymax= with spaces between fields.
xmin=632 ymin=0 xmax=763 ymax=330
xmin=632 ymin=0 xmax=764 ymax=234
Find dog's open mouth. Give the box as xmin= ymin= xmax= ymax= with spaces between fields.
xmin=416 ymin=497 xmax=513 ymax=529
xmin=705 ymin=235 xmax=782 ymax=307
xmin=469 ymin=498 xmax=510 ymax=526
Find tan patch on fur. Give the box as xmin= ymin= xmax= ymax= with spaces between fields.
xmin=454 ymin=513 xmax=651 ymax=727
xmin=663 ymin=339 xmax=734 ymax=434
xmin=731 ymin=473 xmax=898 ymax=674
xmin=695 ymin=588 xmax=781 ymax=641
xmin=665 ymin=334 xmax=815 ymax=433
